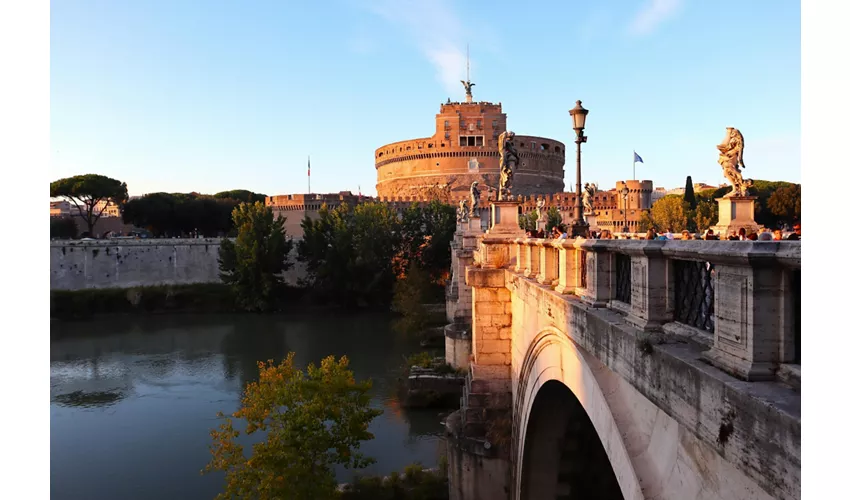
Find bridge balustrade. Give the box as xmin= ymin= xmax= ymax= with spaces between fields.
xmin=491 ymin=237 xmax=801 ymax=381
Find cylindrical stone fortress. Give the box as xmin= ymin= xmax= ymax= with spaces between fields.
xmin=375 ymin=100 xmax=565 ymax=201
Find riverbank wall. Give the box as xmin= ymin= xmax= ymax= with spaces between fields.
xmin=50 ymin=238 xmax=306 ymax=291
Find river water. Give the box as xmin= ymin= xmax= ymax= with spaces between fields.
xmin=50 ymin=312 xmax=445 ymax=500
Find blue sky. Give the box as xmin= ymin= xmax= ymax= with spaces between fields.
xmin=50 ymin=0 xmax=800 ymax=197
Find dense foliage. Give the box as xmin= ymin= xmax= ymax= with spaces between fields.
xmin=766 ymin=183 xmax=802 ymax=225
xmin=213 ymin=190 xmax=268 ymax=204
xmin=218 ymin=202 xmax=293 ymax=312
xmin=640 ymin=180 xmax=801 ymax=232
xmin=50 ymin=174 xmax=129 ymax=236
xmin=518 ymin=210 xmax=538 ymax=232
xmin=50 ymin=217 xmax=78 ymax=239
xmin=545 ymin=205 xmax=563 ymax=233
xmin=340 ymin=463 xmax=449 ymax=500
xmin=683 ymin=176 xmax=697 ymax=210
xmin=122 ymin=190 xmax=265 ymax=237
xmin=644 ymin=195 xmax=691 ymax=232
xmin=397 ymin=201 xmax=457 ymax=283
xmin=204 ymin=354 xmax=382 ymax=500
xmin=298 ymin=201 xmax=456 ymax=307
xmin=391 ymin=263 xmax=433 ymax=337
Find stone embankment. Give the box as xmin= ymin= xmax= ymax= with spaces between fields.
xmin=50 ymin=238 xmax=306 ymax=291
xmin=401 ymin=363 xmax=465 ymax=408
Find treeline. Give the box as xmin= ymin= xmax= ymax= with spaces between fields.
xmin=122 ymin=190 xmax=267 ymax=237
xmin=640 ymin=179 xmax=801 ymax=232
xmin=214 ymin=199 xmax=455 ymax=312
xmin=297 ymin=200 xmax=456 ymax=307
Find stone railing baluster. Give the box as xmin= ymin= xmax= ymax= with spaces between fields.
xmin=537 ymin=241 xmax=558 ymax=286
xmin=524 ymin=240 xmax=539 ymax=278
xmin=554 ymin=239 xmax=577 ymax=295
xmin=578 ymin=240 xmax=613 ymax=307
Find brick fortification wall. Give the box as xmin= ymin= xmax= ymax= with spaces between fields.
xmin=50 ymin=239 xmax=307 ymax=291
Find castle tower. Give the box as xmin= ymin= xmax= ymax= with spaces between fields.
xmin=374 ymin=90 xmax=565 ymax=201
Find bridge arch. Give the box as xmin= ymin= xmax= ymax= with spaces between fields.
xmin=512 ymin=327 xmax=643 ymax=500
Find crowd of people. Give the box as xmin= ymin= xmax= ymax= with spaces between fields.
xmin=526 ymin=223 xmax=801 ymax=241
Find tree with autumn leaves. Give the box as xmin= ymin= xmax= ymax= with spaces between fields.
xmin=203 ymin=354 xmax=382 ymax=500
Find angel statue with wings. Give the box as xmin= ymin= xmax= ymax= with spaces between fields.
xmin=456 ymin=199 xmax=470 ymax=223
xmin=470 ymin=182 xmax=481 ymax=217
xmin=498 ymin=131 xmax=519 ymax=201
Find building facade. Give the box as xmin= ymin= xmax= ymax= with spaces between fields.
xmin=374 ymin=91 xmax=565 ymax=202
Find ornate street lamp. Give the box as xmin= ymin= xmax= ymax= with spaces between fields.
xmin=569 ymin=100 xmax=589 ymax=238
xmin=620 ymin=187 xmax=630 ymax=235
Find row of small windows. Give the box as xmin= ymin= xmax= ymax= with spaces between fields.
xmin=376 ymin=140 xmax=561 ymax=158
xmin=443 ymin=119 xmax=500 ymax=128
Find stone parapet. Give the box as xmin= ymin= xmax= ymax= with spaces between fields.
xmin=483 ymin=237 xmax=802 ymax=381
xmin=506 ymin=274 xmax=800 ymax=500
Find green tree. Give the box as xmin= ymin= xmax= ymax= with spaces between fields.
xmin=50 ymin=217 xmax=78 ymax=239
xmin=50 ymin=174 xmax=128 ymax=237
xmin=683 ymin=176 xmax=697 ymax=210
xmin=122 ymin=192 xmax=177 ymax=236
xmin=123 ymin=192 xmax=240 ymax=237
xmin=391 ymin=262 xmax=431 ymax=337
xmin=637 ymin=211 xmax=656 ymax=232
xmin=518 ymin=211 xmax=538 ymax=232
xmin=545 ymin=206 xmax=563 ymax=233
xmin=750 ymin=180 xmax=796 ymax=227
xmin=649 ymin=195 xmax=689 ymax=232
xmin=298 ymin=202 xmax=401 ymax=307
xmin=767 ymin=184 xmax=801 ymax=225
xmin=214 ymin=190 xmax=268 ymax=204
xmin=692 ymin=197 xmax=719 ymax=232
xmin=397 ymin=201 xmax=456 ymax=283
xmin=218 ymin=202 xmax=293 ymax=312
xmin=203 ymin=354 xmax=382 ymax=500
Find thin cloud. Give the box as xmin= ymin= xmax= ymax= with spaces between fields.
xmin=628 ymin=0 xmax=683 ymax=36
xmin=360 ymin=0 xmax=473 ymax=95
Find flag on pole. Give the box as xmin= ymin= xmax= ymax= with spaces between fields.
xmin=308 ymin=156 xmax=311 ymax=177
xmin=633 ymin=152 xmax=644 ymax=163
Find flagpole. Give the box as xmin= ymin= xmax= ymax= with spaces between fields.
xmin=308 ymin=156 xmax=311 ymax=194
xmin=632 ymin=151 xmax=635 ymax=181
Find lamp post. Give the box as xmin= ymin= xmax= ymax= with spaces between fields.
xmin=569 ymin=100 xmax=589 ymax=238
xmin=621 ymin=187 xmax=629 ymax=235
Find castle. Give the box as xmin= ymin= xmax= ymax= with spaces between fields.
xmin=374 ymin=86 xmax=566 ymax=201
xmin=267 ymin=81 xmax=654 ymax=236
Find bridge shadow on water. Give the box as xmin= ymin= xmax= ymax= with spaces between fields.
xmin=520 ymin=380 xmax=624 ymax=500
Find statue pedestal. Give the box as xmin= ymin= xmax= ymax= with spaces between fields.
xmin=712 ymin=196 xmax=760 ymax=236
xmin=536 ymin=216 xmax=546 ymax=233
xmin=467 ymin=216 xmax=483 ymax=235
xmin=586 ymin=213 xmax=598 ymax=231
xmin=487 ymin=201 xmax=524 ymax=237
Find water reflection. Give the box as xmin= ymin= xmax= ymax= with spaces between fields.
xmin=51 ymin=312 xmax=444 ymax=500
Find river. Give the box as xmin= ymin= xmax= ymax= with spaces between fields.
xmin=50 ymin=312 xmax=445 ymax=500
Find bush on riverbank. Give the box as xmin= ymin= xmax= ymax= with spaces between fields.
xmin=218 ymin=201 xmax=294 ymax=312
xmin=338 ymin=463 xmax=449 ymax=500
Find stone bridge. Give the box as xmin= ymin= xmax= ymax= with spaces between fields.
xmin=443 ymin=210 xmax=800 ymax=500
